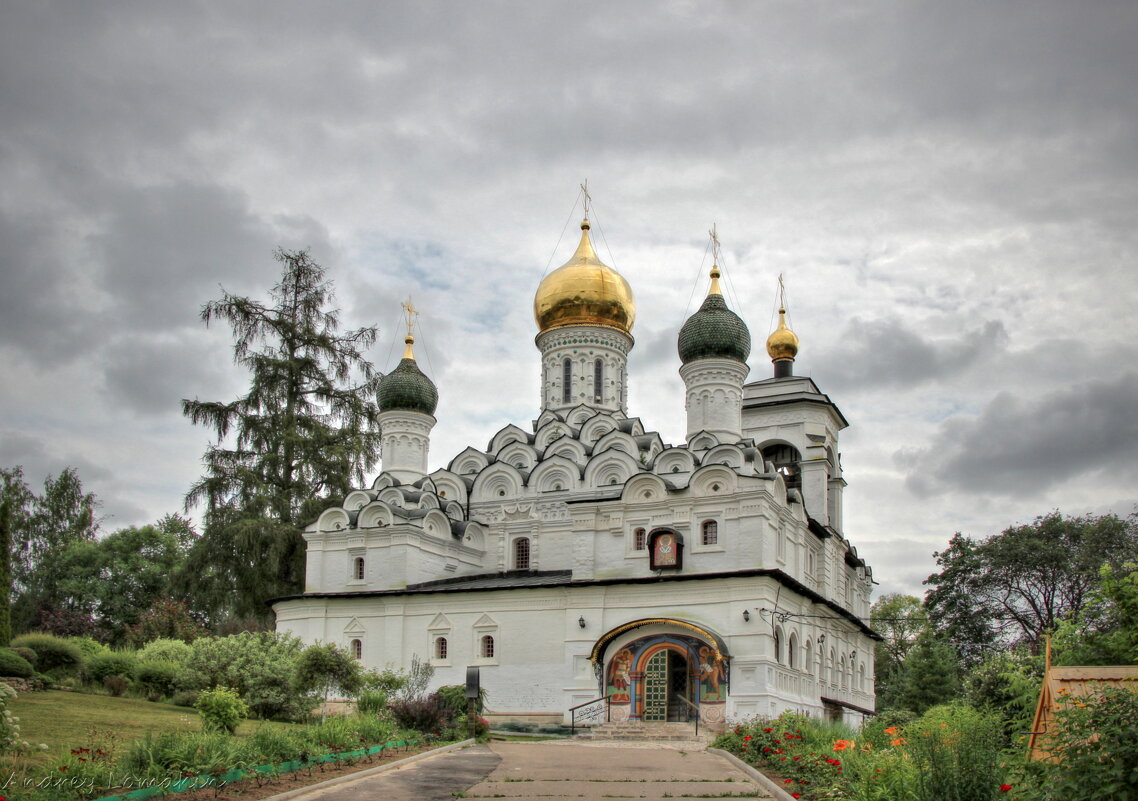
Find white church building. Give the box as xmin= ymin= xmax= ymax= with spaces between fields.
xmin=272 ymin=215 xmax=878 ymax=729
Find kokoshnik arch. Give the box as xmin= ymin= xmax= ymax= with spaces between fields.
xmin=272 ymin=212 xmax=879 ymax=729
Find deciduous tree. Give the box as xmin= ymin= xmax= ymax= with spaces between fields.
xmin=870 ymin=593 xmax=928 ymax=710
xmin=924 ymin=512 xmax=1138 ymax=664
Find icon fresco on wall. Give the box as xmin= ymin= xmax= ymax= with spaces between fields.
xmin=608 ymin=648 xmax=633 ymax=703
xmin=698 ymin=645 xmax=728 ymax=701
xmin=648 ymin=529 xmax=683 ymax=570
xmin=604 ymin=632 xmax=729 ymax=714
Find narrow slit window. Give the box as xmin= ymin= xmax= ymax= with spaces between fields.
xmin=594 ymin=359 xmax=603 ymax=403
xmin=353 ymin=556 xmax=365 ymax=581
xmin=481 ymin=635 xmax=495 ymax=658
xmin=435 ymin=637 xmax=448 ymax=660
xmin=350 ymin=639 xmax=362 ymax=660
xmin=562 ymin=358 xmax=572 ymax=403
xmin=634 ymin=527 xmax=646 ymax=551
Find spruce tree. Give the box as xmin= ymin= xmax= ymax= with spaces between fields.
xmin=182 ymin=248 xmax=383 ymax=624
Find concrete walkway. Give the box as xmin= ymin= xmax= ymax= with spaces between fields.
xmin=278 ymin=739 xmax=772 ymax=801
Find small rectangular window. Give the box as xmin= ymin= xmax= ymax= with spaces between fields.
xmin=701 ymin=521 xmax=718 ymax=546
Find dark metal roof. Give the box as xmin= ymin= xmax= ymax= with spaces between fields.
xmin=270 ymin=567 xmax=880 ymax=641
xmin=678 ymin=292 xmax=751 ymax=364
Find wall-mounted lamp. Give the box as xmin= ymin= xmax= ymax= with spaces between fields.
xmin=742 ymin=609 xmax=751 ymax=622
xmin=578 ymin=616 xmax=586 ymax=629
xmin=818 ymin=634 xmax=826 ymax=644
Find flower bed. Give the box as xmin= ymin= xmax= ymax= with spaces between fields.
xmin=715 ymin=706 xmax=1012 ymax=801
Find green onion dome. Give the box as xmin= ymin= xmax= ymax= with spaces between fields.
xmin=378 ymin=337 xmax=439 ymax=415
xmin=677 ymin=267 xmax=751 ymax=365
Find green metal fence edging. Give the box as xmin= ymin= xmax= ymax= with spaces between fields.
xmin=90 ymin=738 xmax=417 ymax=801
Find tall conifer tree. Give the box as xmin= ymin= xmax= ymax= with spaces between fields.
xmin=182 ymin=249 xmax=383 ymax=623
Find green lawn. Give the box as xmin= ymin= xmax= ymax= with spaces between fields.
xmin=4 ymin=690 xmax=297 ymax=769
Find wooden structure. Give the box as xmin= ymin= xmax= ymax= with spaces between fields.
xmin=1027 ymin=639 xmax=1138 ymax=760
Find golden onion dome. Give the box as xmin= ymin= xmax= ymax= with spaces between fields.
xmin=766 ymin=307 xmax=799 ymax=362
xmin=534 ymin=220 xmax=635 ymax=336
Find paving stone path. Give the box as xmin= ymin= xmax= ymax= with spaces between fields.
xmin=278 ymin=740 xmax=772 ymax=801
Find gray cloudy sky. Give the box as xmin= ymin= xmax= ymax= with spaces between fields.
xmin=2 ymin=1 xmax=1136 ymax=599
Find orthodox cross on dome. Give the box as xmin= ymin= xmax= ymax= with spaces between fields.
xmin=580 ymin=179 xmax=591 ymax=221
xmin=401 ymin=296 xmax=419 ymax=359
xmin=708 ymin=223 xmax=723 ymax=295
xmin=777 ymin=273 xmax=788 ymax=312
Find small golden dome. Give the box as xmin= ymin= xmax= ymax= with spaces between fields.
xmin=766 ymin=307 xmax=799 ymax=362
xmin=534 ymin=220 xmax=635 ymax=336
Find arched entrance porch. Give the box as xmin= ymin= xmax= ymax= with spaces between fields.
xmin=591 ymin=618 xmax=730 ymax=727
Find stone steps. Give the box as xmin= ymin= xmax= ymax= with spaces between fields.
xmin=575 ymin=721 xmax=704 ymax=741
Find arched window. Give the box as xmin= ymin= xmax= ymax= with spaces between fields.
xmin=562 ymin=358 xmax=572 ymax=403
xmin=840 ymin=655 xmax=848 ymax=688
xmin=859 ymin=663 xmax=866 ymax=693
xmin=353 ymin=556 xmax=365 ymax=581
xmin=701 ymin=520 xmax=718 ymax=546
xmin=763 ymin=444 xmax=802 ymax=489
xmin=481 ymin=635 xmax=495 ymax=658
xmin=773 ymin=627 xmax=783 ymax=665
xmin=803 ymin=639 xmax=813 ymax=675
xmin=788 ymin=633 xmax=798 ymax=669
xmin=594 ymin=359 xmax=604 ymax=403
xmin=513 ymin=537 xmax=531 ymax=570
xmin=435 ymin=637 xmax=448 ymax=660
xmin=634 ymin=527 xmax=646 ymax=551
xmin=350 ymin=639 xmax=362 ymax=660
xmin=829 ymin=648 xmax=837 ymax=685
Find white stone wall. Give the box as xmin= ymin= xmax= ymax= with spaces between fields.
xmin=536 ymin=326 xmax=633 ymax=414
xmin=274 ymin=574 xmax=875 ymax=724
xmin=680 ymin=358 xmax=750 ymax=443
xmin=378 ymin=409 xmax=435 ymax=483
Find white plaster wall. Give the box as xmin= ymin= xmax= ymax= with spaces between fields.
xmin=274 ymin=574 xmax=875 ymax=723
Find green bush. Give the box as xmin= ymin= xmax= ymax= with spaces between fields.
xmin=137 ymin=637 xmax=192 ymax=665
xmin=10 ymin=647 xmax=37 ymax=667
xmin=119 ymin=729 xmax=251 ymax=780
xmin=195 ymin=686 xmax=249 ymax=734
xmin=67 ymin=636 xmax=111 ymax=660
xmin=356 ymin=689 xmax=388 ymax=717
xmin=247 ymin=725 xmax=306 ymax=763
xmin=906 ymin=704 xmax=1005 ymax=801
xmin=1036 ymin=686 xmax=1138 ymax=801
xmin=84 ymin=652 xmax=138 ymax=683
xmin=185 ymin=632 xmax=309 ymax=721
xmin=136 ymin=661 xmax=179 ymax=698
xmin=361 ymin=667 xmax=408 ymax=695
xmin=0 ymin=649 xmax=35 ymax=679
xmin=10 ymin=634 xmax=83 ymax=676
xmin=437 ymin=683 xmax=484 ymax=716
xmin=169 ymin=689 xmax=200 ymax=708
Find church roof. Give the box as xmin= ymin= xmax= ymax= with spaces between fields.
xmin=378 ymin=356 xmax=438 ymax=415
xmin=677 ymin=272 xmax=751 ymax=364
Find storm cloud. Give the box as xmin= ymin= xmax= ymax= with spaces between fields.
xmin=2 ymin=0 xmax=1135 ymax=594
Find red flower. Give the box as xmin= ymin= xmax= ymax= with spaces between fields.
xmin=1000 ymin=786 xmax=1012 ymax=793
xmin=743 ymin=736 xmax=752 ymax=741
xmin=785 ymin=779 xmax=794 ymax=784
xmin=763 ymin=747 xmax=772 ymax=753
xmin=764 ymin=727 xmax=773 ymax=732
xmin=58 ymin=766 xmax=67 ymax=772
xmin=792 ymin=795 xmax=801 ymax=799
